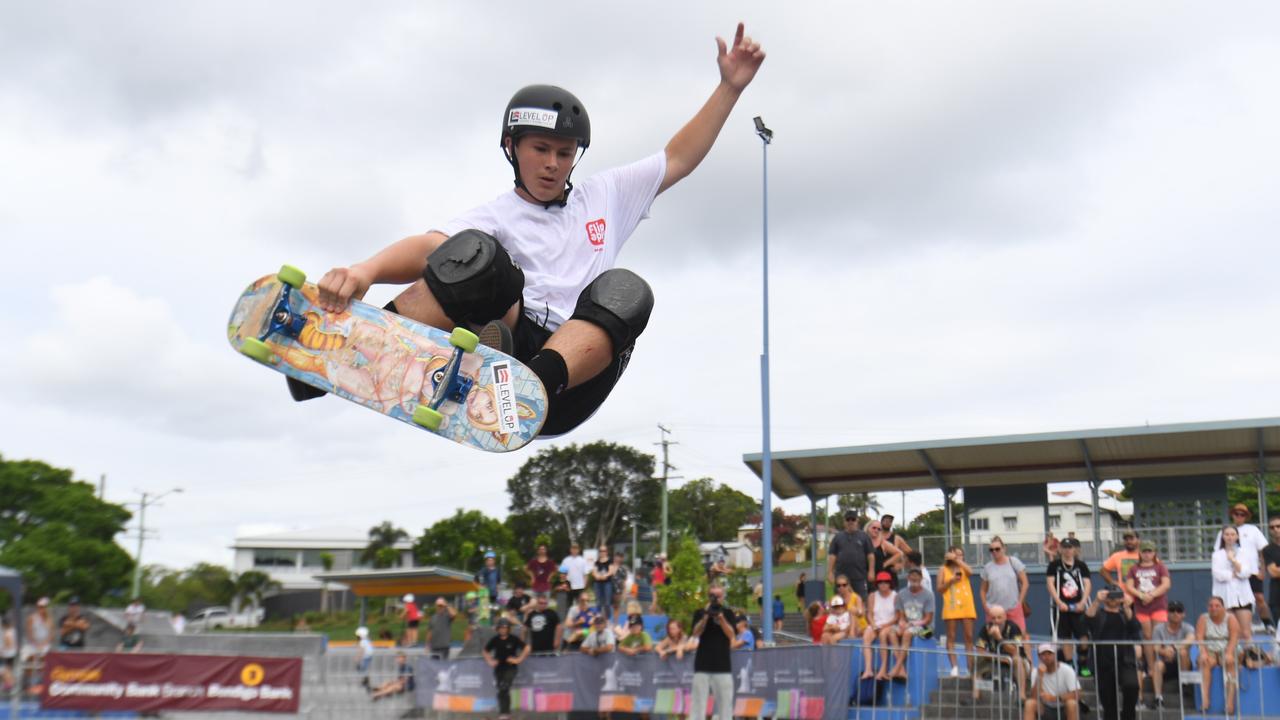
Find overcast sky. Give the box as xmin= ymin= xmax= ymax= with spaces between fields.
xmin=2 ymin=2 xmax=1278 ymax=571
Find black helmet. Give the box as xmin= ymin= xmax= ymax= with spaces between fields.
xmin=501 ymin=85 xmax=590 ymax=150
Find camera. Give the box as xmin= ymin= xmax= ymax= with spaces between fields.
xmin=707 ymin=600 xmax=723 ymax=617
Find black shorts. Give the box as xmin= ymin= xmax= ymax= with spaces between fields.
xmin=513 ymin=310 xmax=635 ymax=437
xmin=1052 ymin=608 xmax=1089 ymax=641
xmin=407 ymin=619 xmax=420 ymax=629
xmin=1250 ymin=576 xmax=1264 ymax=596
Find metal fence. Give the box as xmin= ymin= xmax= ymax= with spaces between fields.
xmin=916 ymin=524 xmax=1236 ymax=567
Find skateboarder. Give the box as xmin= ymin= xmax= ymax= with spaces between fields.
xmin=305 ymin=23 xmax=765 ymax=437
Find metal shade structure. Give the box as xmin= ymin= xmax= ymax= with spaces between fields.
xmin=313 ymin=566 xmax=480 ymax=598
xmin=743 ymin=416 xmax=1280 ymax=498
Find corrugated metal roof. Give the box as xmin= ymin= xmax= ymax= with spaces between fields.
xmin=743 ymin=417 xmax=1280 ymax=499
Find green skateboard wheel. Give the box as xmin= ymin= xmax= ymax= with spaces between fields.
xmin=413 ymin=405 xmax=444 ymax=430
xmin=277 ymin=265 xmax=306 ymax=288
xmin=240 ymin=337 xmax=275 ymax=364
xmin=449 ymin=327 xmax=479 ymax=353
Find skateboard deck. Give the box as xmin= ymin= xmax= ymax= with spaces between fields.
xmin=227 ymin=267 xmax=547 ymax=452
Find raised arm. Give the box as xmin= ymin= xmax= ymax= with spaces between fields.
xmin=659 ymin=23 xmax=765 ymax=194
xmin=317 ymin=231 xmax=448 ymax=312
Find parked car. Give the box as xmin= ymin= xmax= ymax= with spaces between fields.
xmin=186 ymin=606 xmax=263 ymax=632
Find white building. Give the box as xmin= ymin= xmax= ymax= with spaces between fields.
xmin=965 ymin=488 xmax=1133 ymax=548
xmin=232 ymin=527 xmax=415 ymax=591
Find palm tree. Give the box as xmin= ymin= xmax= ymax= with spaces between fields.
xmin=318 ymin=552 xmax=334 ymax=614
xmin=836 ymin=492 xmax=883 ymax=523
xmin=362 ymin=521 xmax=409 ymax=568
xmin=234 ymin=571 xmax=281 ymax=620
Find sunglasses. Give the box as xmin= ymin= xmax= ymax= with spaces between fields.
xmin=988 ymin=547 xmax=1002 ymax=553
xmin=1232 ymin=511 xmax=1248 ymax=516
xmin=836 ymin=582 xmax=849 ymax=587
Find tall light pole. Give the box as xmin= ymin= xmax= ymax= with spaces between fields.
xmin=754 ymin=115 xmax=775 ymax=644
xmin=131 ymin=487 xmax=183 ymax=598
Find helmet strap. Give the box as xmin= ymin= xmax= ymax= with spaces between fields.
xmin=503 ymin=138 xmax=586 ymax=210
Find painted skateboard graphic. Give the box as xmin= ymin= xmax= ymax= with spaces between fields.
xmin=227 ymin=266 xmax=547 ymax=452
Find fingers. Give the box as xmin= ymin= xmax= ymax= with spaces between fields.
xmin=317 ymin=267 xmax=360 ymax=312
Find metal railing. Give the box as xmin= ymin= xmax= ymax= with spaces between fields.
xmin=916 ymin=524 xmax=1238 ymax=567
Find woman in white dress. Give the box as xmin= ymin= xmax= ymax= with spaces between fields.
xmin=1211 ymin=525 xmax=1258 ymax=642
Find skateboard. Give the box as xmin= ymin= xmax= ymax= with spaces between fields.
xmin=227 ymin=266 xmax=547 ymax=452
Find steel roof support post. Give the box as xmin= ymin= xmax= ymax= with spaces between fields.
xmin=943 ymin=489 xmax=956 ymax=550
xmin=1258 ymin=430 xmax=1270 ymax=531
xmin=1080 ymin=440 xmax=1104 ymax=560
xmin=917 ymin=449 xmax=952 ymax=552
xmin=807 ymin=490 xmax=820 ymax=580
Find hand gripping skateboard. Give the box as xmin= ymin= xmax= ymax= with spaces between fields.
xmin=227 ymin=265 xmax=547 ymax=452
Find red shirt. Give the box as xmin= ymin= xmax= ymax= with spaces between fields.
xmin=404 ymin=602 xmax=421 ymax=621
xmin=809 ymin=614 xmax=828 ymax=643
xmin=526 ymin=558 xmax=558 ymax=593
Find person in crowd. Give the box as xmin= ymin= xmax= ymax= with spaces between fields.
xmin=805 ymin=601 xmax=827 ymax=644
xmin=1085 ymin=587 xmax=1140 ymax=720
xmin=612 ymin=600 xmax=644 ymax=639
xmin=355 ymin=626 xmax=374 ymax=690
xmin=478 ymin=552 xmax=501 ymax=606
xmin=827 ymin=511 xmax=875 ymax=600
xmin=563 ymin=592 xmax=595 ymax=650
xmin=618 ymin=614 xmax=653 ymax=655
xmin=525 ymin=544 xmax=558 ymax=599
xmin=592 ymin=546 xmax=616 ymax=620
xmin=399 ymin=593 xmax=421 ymax=647
xmin=1043 ymin=532 xmax=1061 ymax=564
xmin=562 ymin=543 xmax=590 ymax=605
xmin=483 ymin=617 xmax=529 ymax=720
xmin=795 ymin=572 xmax=807 ymax=611
xmin=732 ymin=615 xmax=755 ymax=651
xmin=123 ymin=597 xmax=145 ymax=628
xmin=708 ymin=556 xmax=730 ymax=586
xmin=981 ymin=536 xmax=1030 ymax=633
xmin=1046 ymin=536 xmax=1092 ymax=675
xmin=879 ymin=514 xmax=914 ymax=555
xmin=867 ymin=522 xmax=905 ymax=591
xmin=580 ymin=614 xmax=615 ymax=656
xmin=115 ymin=623 xmax=143 ymax=653
xmin=1147 ymin=600 xmax=1193 ymax=710
xmin=1265 ymin=516 xmax=1280 ymax=633
xmin=689 ymin=584 xmax=737 ymax=720
xmin=370 ymin=652 xmax=415 ymax=701
xmin=940 ymin=544 xmax=977 ymax=677
xmin=611 ymin=551 xmax=630 ymax=617
xmin=506 ymin=583 xmax=533 ymax=620
xmin=1212 ymin=525 xmax=1258 ymax=647
xmin=771 ymin=594 xmax=785 ymax=632
xmin=834 ymin=574 xmax=868 ymax=636
xmin=1125 ymin=540 xmax=1171 ymax=694
xmin=23 ymin=598 xmax=53 ymax=663
xmin=656 ymin=619 xmax=694 ymax=660
xmin=1 ymin=615 xmax=16 ymax=693
xmin=972 ymin=604 xmax=1027 ymax=702
xmin=903 ymin=551 xmax=932 ymax=591
xmin=58 ymin=598 xmax=89 ymax=650
xmin=1024 ymin=643 xmax=1080 ymax=720
xmin=1215 ymin=503 xmax=1273 ymax=633
xmin=821 ymin=595 xmax=853 ymax=646
xmin=1195 ymin=595 xmax=1240 ymax=716
xmin=170 ymin=610 xmax=185 ymax=635
xmin=427 ymin=597 xmax=457 ymax=659
xmin=861 ymin=572 xmax=900 ymax=681
xmin=888 ymin=568 xmax=935 ymax=680
xmin=522 ymin=593 xmax=561 ymax=654
xmin=1100 ymin=530 xmax=1141 ymax=602
xmin=635 ymin=561 xmax=654 ymax=609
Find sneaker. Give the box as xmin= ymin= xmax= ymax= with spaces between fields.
xmin=477 ymin=320 xmax=514 ymax=355
xmin=1147 ymin=696 xmax=1164 ymax=709
xmin=950 ymin=665 xmax=960 ymax=678
xmin=1079 ymin=666 xmax=1092 ymax=678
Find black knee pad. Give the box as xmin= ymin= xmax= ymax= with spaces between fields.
xmin=423 ymin=229 xmax=525 ymax=326
xmin=568 ymin=269 xmax=654 ymax=352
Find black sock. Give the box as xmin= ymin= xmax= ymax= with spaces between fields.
xmin=527 ymin=349 xmax=569 ymax=396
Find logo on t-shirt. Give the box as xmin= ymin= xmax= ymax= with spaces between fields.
xmin=586 ymin=218 xmax=606 ymax=250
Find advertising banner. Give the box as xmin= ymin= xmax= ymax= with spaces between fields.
xmin=415 ymin=646 xmax=851 ymax=720
xmin=40 ymin=652 xmax=302 ymax=714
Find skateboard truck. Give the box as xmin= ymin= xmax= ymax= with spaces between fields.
xmin=237 ymin=265 xmax=309 ymax=365
xmin=261 ymin=285 xmax=307 ymax=343
xmin=411 ymin=327 xmax=480 ymax=430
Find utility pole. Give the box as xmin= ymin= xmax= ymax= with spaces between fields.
xmin=655 ymin=424 xmax=680 ymax=557
xmin=129 ymin=487 xmax=183 ymax=598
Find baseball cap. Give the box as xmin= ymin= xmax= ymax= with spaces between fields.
xmin=1168 ymin=601 xmax=1185 ymax=613
xmin=628 ymin=614 xmax=643 ymax=626
xmin=496 ymin=618 xmax=512 ymax=628
xmin=843 ymin=510 xmax=859 ymax=521
xmin=403 ymin=593 xmax=415 ymax=603
xmin=1139 ymin=540 xmax=1156 ymax=552
xmin=37 ymin=597 xmax=49 ymax=607
xmin=484 ymin=551 xmax=496 ymax=559
xmin=830 ymin=595 xmax=846 ymax=607
xmin=875 ymin=571 xmax=892 ymax=584
xmin=355 ymin=626 xmax=369 ymax=638
xmin=1122 ymin=530 xmax=1137 ymax=539
xmin=68 ymin=596 xmax=80 ymax=605
xmin=1037 ymin=643 xmax=1056 ymax=655
xmin=1061 ymin=537 xmax=1081 ymax=549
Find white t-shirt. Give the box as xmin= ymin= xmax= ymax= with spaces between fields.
xmin=1031 ymin=663 xmax=1080 ymax=699
xmin=562 ymin=555 xmax=591 ymax=590
xmin=437 ymin=152 xmax=667 ymax=332
xmin=871 ymin=591 xmax=899 ymax=627
xmin=824 ymin=611 xmax=851 ymax=633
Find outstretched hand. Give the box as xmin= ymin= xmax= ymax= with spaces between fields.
xmin=716 ymin=22 xmax=765 ymax=92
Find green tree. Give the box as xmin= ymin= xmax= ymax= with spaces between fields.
xmin=0 ymin=456 xmax=134 ymax=604
xmin=827 ymin=492 xmax=883 ymax=528
xmin=138 ymin=562 xmax=236 ymax=613
xmin=234 ymin=570 xmax=281 ymax=615
xmin=318 ymin=552 xmax=335 ymax=614
xmin=415 ymin=509 xmax=518 ymax=575
xmin=505 ymin=508 xmax=571 ymax=559
xmin=506 ymin=442 xmax=660 ymax=548
xmin=669 ymin=478 xmax=759 ymax=542
xmin=656 ymin=535 xmax=706 ymax=626
xmin=362 ymin=521 xmax=409 ymax=569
